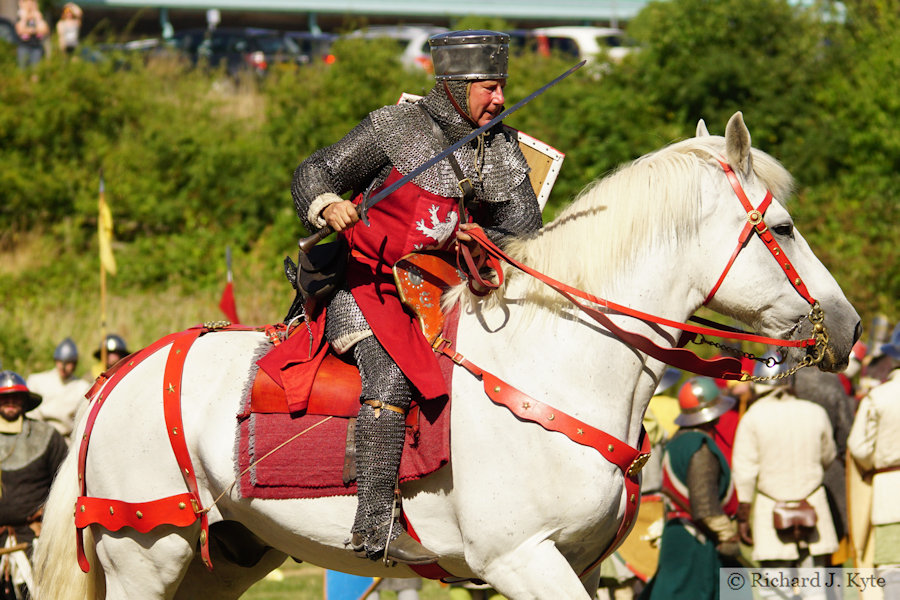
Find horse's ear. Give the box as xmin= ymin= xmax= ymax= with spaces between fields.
xmin=695 ymin=119 xmax=710 ymax=137
xmin=725 ymin=112 xmax=752 ymax=176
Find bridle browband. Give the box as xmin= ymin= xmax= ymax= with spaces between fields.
xmin=458 ymin=157 xmax=830 ymax=381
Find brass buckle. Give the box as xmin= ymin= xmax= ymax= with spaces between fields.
xmin=457 ymin=179 xmax=473 ymax=196
xmin=627 ymin=452 xmax=652 ymax=477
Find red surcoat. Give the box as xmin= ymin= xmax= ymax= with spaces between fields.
xmin=342 ymin=167 xmax=466 ymax=401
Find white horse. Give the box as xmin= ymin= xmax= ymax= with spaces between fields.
xmin=34 ymin=113 xmax=860 ymax=600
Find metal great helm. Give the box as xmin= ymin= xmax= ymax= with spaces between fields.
xmin=429 ymin=30 xmax=509 ymax=81
xmin=53 ymin=337 xmax=79 ymax=363
xmin=675 ymin=376 xmax=735 ymax=427
xmin=0 ymin=370 xmax=42 ymax=412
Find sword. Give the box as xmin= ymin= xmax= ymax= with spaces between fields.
xmin=298 ymin=60 xmax=586 ymax=253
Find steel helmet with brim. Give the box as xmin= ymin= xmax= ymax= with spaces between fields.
xmin=0 ymin=370 xmax=42 ymax=412
xmin=53 ymin=337 xmax=79 ymax=363
xmin=752 ymin=350 xmax=791 ymax=387
xmin=880 ymin=324 xmax=900 ymax=361
xmin=93 ymin=333 xmax=130 ymax=360
xmin=675 ymin=376 xmax=735 ymax=427
xmin=654 ymin=368 xmax=682 ymax=396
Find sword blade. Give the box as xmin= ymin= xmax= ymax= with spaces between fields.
xmin=298 ymin=60 xmax=585 ymax=253
xmin=362 ymin=59 xmax=586 ymax=211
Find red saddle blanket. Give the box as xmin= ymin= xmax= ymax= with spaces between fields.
xmin=237 ymin=252 xmax=462 ymax=500
xmin=236 ymin=384 xmax=450 ymax=499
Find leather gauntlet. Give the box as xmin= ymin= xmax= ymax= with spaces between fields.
xmin=703 ymin=514 xmax=740 ymax=557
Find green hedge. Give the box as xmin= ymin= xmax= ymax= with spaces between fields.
xmin=0 ymin=1 xmax=897 ymax=373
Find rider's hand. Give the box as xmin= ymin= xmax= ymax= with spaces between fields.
xmin=321 ymin=200 xmax=359 ymax=232
xmin=455 ymin=223 xmax=485 ymax=261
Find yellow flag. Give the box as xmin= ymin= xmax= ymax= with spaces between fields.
xmin=98 ymin=177 xmax=117 ymax=276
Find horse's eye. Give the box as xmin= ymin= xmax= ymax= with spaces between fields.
xmin=772 ymin=223 xmax=794 ymax=239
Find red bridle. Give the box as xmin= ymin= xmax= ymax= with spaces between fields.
xmin=704 ymin=158 xmax=817 ymax=307
xmin=458 ymin=157 xmax=828 ymax=381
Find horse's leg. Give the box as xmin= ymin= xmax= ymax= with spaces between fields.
xmin=93 ymin=525 xmax=197 ymax=600
xmin=173 ymin=548 xmax=287 ymax=600
xmin=474 ymin=539 xmax=596 ymax=600
xmin=173 ymin=522 xmax=289 ymax=600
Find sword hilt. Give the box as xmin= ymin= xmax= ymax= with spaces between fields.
xmin=298 ymin=226 xmax=333 ymax=254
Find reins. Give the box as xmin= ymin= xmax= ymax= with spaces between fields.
xmin=456 ymin=158 xmax=830 ymax=382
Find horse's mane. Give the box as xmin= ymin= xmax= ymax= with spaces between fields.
xmin=445 ymin=135 xmax=794 ymax=313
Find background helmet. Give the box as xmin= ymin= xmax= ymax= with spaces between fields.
xmin=880 ymin=324 xmax=900 ymax=361
xmin=654 ymin=368 xmax=681 ymax=396
xmin=752 ymin=351 xmax=790 ymax=386
xmin=93 ymin=333 xmax=130 ymax=359
xmin=430 ymin=30 xmax=509 ymax=81
xmin=0 ymin=370 xmax=42 ymax=412
xmin=53 ymin=337 xmax=79 ymax=363
xmin=675 ymin=376 xmax=735 ymax=427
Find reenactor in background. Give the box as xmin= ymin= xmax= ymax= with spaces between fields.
xmin=0 ymin=371 xmax=67 ymax=599
xmin=26 ymin=338 xmax=90 ymax=440
xmin=848 ymin=325 xmax=900 ymax=599
xmin=89 ymin=334 xmax=131 ymax=380
xmin=640 ymin=377 xmax=742 ymax=600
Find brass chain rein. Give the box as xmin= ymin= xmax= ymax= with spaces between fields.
xmin=692 ymin=301 xmax=829 ymax=383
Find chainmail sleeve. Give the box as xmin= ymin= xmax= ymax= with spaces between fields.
xmin=291 ymin=116 xmax=391 ymax=233
xmin=477 ymin=175 xmax=543 ymax=246
xmin=687 ymin=441 xmax=726 ymax=523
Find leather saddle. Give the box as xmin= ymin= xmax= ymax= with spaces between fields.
xmin=250 ymin=251 xmax=463 ymax=422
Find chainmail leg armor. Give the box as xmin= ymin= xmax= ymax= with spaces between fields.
xmin=325 ymin=288 xmax=373 ymax=352
xmin=349 ymin=336 xmax=412 ymax=555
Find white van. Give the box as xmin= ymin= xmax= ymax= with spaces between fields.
xmin=345 ymin=25 xmax=448 ymax=72
xmin=529 ymin=26 xmax=635 ymax=64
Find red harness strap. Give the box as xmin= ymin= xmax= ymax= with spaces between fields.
xmin=705 ymin=159 xmax=817 ymax=306
xmin=431 ymin=337 xmax=651 ymax=579
xmin=75 ymin=325 xmax=237 ymax=572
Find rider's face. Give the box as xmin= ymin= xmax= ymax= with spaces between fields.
xmin=468 ymin=79 xmax=505 ymax=127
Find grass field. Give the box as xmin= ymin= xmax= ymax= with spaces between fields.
xmin=242 ymin=559 xmax=478 ymax=599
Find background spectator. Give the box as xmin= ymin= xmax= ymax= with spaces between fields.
xmin=732 ymin=368 xmax=838 ymax=600
xmin=26 ymin=337 xmax=90 ymax=441
xmin=14 ymin=0 xmax=49 ymax=69
xmin=847 ymin=325 xmax=900 ymax=599
xmin=640 ymin=377 xmax=741 ymax=600
xmin=0 ymin=371 xmax=67 ymax=600
xmin=55 ymin=2 xmax=82 ymax=56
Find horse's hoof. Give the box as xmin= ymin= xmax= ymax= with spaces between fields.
xmin=384 ymin=531 xmax=439 ymax=565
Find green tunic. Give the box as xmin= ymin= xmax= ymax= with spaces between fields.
xmin=640 ymin=430 xmax=743 ymax=600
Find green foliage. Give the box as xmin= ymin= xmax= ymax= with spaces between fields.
xmin=0 ymin=1 xmax=897 ymax=374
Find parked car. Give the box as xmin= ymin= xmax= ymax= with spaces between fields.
xmin=344 ymin=24 xmax=448 ymax=72
xmin=168 ymin=27 xmax=305 ymax=76
xmin=520 ymin=26 xmax=636 ymax=64
xmin=284 ymin=31 xmax=338 ymax=65
xmin=0 ymin=17 xmax=17 ymax=45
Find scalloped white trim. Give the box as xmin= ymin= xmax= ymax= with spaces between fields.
xmin=332 ymin=329 xmax=373 ymax=355
xmin=308 ymin=193 xmax=344 ymax=228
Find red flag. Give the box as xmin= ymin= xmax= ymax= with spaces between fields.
xmin=218 ymin=245 xmax=240 ymax=323
xmin=219 ymin=281 xmax=240 ymax=324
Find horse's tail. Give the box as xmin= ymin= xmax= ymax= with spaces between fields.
xmin=33 ymin=441 xmax=102 ymax=600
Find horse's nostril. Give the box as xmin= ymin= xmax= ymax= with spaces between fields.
xmin=854 ymin=321 xmax=862 ymax=345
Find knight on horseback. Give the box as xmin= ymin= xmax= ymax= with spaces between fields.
xmin=291 ymin=30 xmax=542 ymax=564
